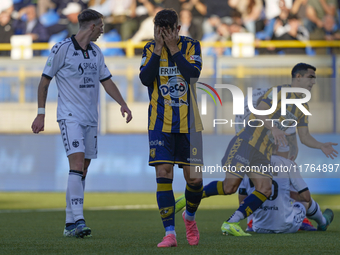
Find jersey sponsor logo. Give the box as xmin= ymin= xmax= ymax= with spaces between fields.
xmin=78 ymin=63 xmax=97 ymax=75
xmin=159 ymin=66 xmax=181 ymax=76
xmin=79 ymin=84 xmax=95 ymax=88
xmin=78 ymin=64 xmax=84 ymax=75
xmin=160 ymin=76 xmax=188 ymax=99
xmin=259 ymin=205 xmax=278 ymax=211
xmin=72 ymin=51 xmax=79 ymax=56
xmin=190 ymin=55 xmax=202 ymax=62
xmin=84 ymin=77 xmax=94 ymax=84
xmin=235 ymin=154 xmax=250 ymax=165
xmin=47 ymin=57 xmax=53 ymax=66
xmin=164 ymin=99 xmax=188 ymax=107
xmin=149 ymin=140 xmax=164 ymax=146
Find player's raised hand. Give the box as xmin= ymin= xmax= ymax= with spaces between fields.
xmin=162 ymin=25 xmax=180 ymax=55
xmin=120 ymin=105 xmax=132 ymax=123
xmin=271 ymin=127 xmax=288 ymax=147
xmin=321 ymin=142 xmax=338 ymax=159
xmin=31 ymin=115 xmax=45 ymax=133
xmin=154 ymin=26 xmax=164 ymax=54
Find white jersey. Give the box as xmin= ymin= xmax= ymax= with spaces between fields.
xmin=43 ymin=36 xmax=112 ymax=126
xmin=239 ymin=155 xmax=308 ymax=232
xmin=235 ymin=88 xmax=269 ymax=134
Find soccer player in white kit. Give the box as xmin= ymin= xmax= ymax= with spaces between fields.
xmin=31 ymin=9 xmax=132 ymax=238
xmin=239 ymin=152 xmax=334 ymax=233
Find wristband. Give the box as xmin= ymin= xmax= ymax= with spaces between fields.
xmin=38 ymin=108 xmax=45 ymax=114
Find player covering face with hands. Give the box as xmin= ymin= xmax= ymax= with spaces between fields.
xmin=140 ymin=8 xmax=204 ymax=248
xmin=31 ymin=9 xmax=132 ymax=238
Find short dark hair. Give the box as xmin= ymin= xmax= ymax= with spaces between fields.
xmin=78 ymin=9 xmax=103 ymax=27
xmin=154 ymin=8 xmax=178 ymax=30
xmin=291 ymin=63 xmax=316 ymax=78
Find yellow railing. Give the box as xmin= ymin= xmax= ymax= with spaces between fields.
xmin=1 ymin=40 xmax=340 ymax=58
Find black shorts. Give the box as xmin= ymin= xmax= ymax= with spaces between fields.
xmin=148 ymin=130 xmax=203 ymax=167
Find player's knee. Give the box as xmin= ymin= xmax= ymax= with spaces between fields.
xmin=156 ymin=165 xmax=173 ymax=179
xmin=72 ymin=161 xmax=84 ymax=172
xmin=258 ymin=185 xmax=272 ymax=198
xmin=187 ymin=178 xmax=202 ymax=186
xmin=223 ymin=183 xmax=238 ymax=195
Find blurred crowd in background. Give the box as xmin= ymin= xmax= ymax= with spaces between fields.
xmin=0 ymin=0 xmax=340 ymax=56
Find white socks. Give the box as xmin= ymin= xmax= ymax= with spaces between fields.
xmin=66 ymin=170 xmax=85 ymax=223
xmin=65 ymin=173 xmax=86 ymax=224
xmin=227 ymin=210 xmax=245 ymax=223
xmin=307 ymin=198 xmax=326 ymax=226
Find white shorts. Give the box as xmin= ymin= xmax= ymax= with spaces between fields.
xmin=253 ymin=202 xmax=306 ymax=234
xmin=58 ymin=119 xmax=98 ymax=159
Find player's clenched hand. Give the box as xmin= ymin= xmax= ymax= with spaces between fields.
xmin=120 ymin=105 xmax=132 ymax=123
xmin=31 ymin=115 xmax=45 ymax=133
xmin=321 ymin=142 xmax=338 ymax=159
xmin=271 ymin=127 xmax=288 ymax=146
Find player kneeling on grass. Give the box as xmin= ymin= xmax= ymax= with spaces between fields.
xmin=31 ymin=9 xmax=132 ymax=238
xmin=238 ymin=146 xmax=334 ymax=234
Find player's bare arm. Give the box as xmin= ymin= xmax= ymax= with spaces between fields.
xmin=153 ymin=26 xmax=164 ymax=56
xmin=31 ymin=76 xmax=51 ymax=133
xmin=101 ymin=79 xmax=132 ymax=123
xmin=162 ymin=24 xmax=180 ymax=55
xmin=255 ymin=101 xmax=288 ymax=146
xmin=287 ymin=133 xmax=298 ymax=160
xmin=298 ymin=126 xmax=338 ymax=159
xmin=290 ymin=190 xmax=311 ymax=203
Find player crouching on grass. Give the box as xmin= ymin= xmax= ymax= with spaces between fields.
xmin=238 ymin=142 xmax=334 ymax=234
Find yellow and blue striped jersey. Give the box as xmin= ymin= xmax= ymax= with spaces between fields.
xmin=140 ymin=36 xmax=203 ymax=133
xmin=239 ymin=84 xmax=309 ymax=159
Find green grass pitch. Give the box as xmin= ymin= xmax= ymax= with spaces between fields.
xmin=0 ymin=193 xmax=339 ymax=254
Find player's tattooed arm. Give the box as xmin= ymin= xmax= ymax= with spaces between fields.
xmin=37 ymin=76 xmax=51 ymax=108
xmin=31 ymin=76 xmax=51 ymax=133
xmin=287 ymin=133 xmax=298 ymax=161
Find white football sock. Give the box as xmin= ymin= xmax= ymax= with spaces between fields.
xmin=65 ymin=183 xmax=74 ymax=224
xmin=307 ymin=198 xmax=326 ymax=226
xmin=68 ymin=170 xmax=85 ymax=222
xmin=227 ymin=210 xmax=245 ymax=223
